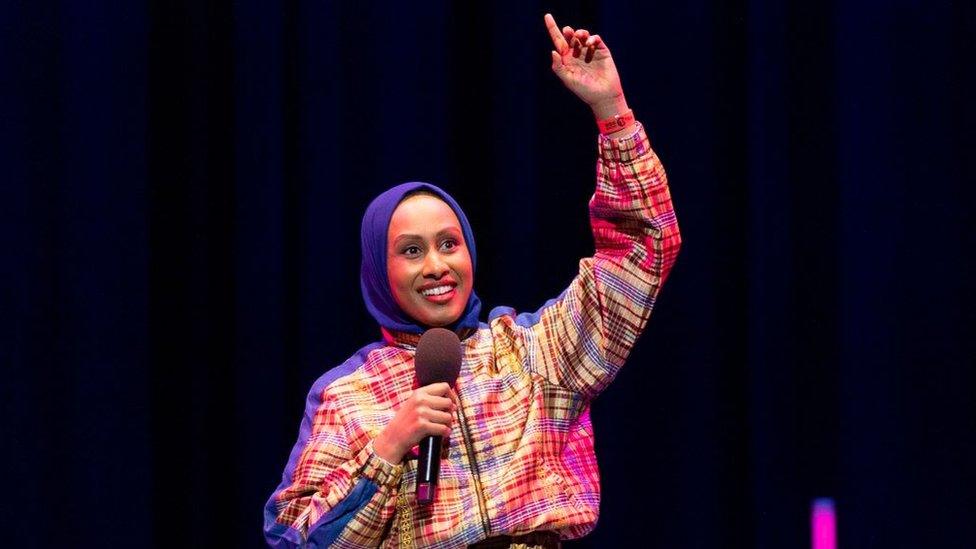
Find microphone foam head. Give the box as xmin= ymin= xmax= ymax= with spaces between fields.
xmin=415 ymin=328 xmax=462 ymax=386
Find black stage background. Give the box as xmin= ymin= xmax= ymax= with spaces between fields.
xmin=3 ymin=1 xmax=974 ymax=547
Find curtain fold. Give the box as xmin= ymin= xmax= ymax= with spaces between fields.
xmin=2 ymin=1 xmax=973 ymax=547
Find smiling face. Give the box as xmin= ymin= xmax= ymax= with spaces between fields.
xmin=386 ymin=193 xmax=474 ymax=328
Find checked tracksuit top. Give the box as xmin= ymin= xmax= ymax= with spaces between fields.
xmin=264 ymin=123 xmax=681 ymax=548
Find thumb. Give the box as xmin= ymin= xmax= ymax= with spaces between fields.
xmin=550 ymin=50 xmax=564 ymax=74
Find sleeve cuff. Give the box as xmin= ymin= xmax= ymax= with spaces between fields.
xmin=355 ymin=439 xmax=403 ymax=489
xmin=598 ymin=121 xmax=651 ymax=164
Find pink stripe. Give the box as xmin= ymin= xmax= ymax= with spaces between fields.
xmin=811 ymin=498 xmax=837 ymax=549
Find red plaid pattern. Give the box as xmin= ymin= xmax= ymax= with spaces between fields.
xmin=266 ymin=123 xmax=680 ymax=548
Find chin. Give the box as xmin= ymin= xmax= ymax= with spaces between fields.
xmin=401 ymin=293 xmax=468 ymax=328
xmin=415 ymin=308 xmax=464 ymax=328
xmin=422 ymin=315 xmax=460 ymax=328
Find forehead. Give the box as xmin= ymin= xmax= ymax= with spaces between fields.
xmin=388 ymin=194 xmax=463 ymax=237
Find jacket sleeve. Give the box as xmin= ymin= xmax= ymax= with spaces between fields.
xmin=490 ymin=122 xmax=681 ymax=399
xmin=264 ymin=372 xmax=402 ymax=548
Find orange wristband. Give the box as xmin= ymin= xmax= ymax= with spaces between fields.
xmin=597 ymin=109 xmax=635 ymax=135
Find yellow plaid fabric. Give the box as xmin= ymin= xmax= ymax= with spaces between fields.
xmin=264 ymin=123 xmax=681 ymax=548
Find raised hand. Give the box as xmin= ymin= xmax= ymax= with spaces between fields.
xmin=544 ymin=13 xmax=629 ymax=120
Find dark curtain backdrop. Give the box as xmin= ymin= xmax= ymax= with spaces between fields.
xmin=3 ymin=1 xmax=974 ymax=547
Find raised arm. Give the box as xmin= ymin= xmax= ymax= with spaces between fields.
xmin=489 ymin=16 xmax=681 ymax=398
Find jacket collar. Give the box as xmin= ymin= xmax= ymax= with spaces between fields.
xmin=380 ymin=326 xmax=479 ymax=350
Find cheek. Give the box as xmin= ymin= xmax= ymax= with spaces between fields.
xmin=455 ymin=254 xmax=474 ymax=294
xmin=387 ymin=260 xmax=414 ymax=296
xmin=463 ymin=253 xmax=474 ymax=281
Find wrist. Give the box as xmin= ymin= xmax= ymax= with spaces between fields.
xmin=590 ymin=94 xmax=628 ymax=120
xmin=373 ymin=431 xmax=403 ymax=463
xmin=597 ymin=109 xmax=635 ymax=137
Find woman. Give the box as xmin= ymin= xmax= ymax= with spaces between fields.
xmin=264 ymin=13 xmax=681 ymax=548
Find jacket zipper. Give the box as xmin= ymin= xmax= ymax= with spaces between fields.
xmin=456 ymin=393 xmax=491 ymax=538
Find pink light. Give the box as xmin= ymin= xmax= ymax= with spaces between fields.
xmin=811 ymin=498 xmax=837 ymax=549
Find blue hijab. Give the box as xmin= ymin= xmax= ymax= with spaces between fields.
xmin=360 ymin=182 xmax=482 ymax=334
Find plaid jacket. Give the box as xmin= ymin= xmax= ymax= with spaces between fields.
xmin=264 ymin=123 xmax=681 ymax=548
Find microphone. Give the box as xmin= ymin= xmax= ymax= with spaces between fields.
xmin=413 ymin=328 xmax=462 ymax=504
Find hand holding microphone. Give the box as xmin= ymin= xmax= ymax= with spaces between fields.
xmin=374 ymin=328 xmax=463 ymax=504
xmin=373 ymin=382 xmax=458 ymax=463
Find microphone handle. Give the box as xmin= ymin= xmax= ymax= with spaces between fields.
xmin=416 ymin=434 xmax=442 ymax=504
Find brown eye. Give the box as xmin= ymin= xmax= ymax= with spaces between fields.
xmin=403 ymin=245 xmax=422 ymax=257
xmin=440 ymin=239 xmax=458 ymax=252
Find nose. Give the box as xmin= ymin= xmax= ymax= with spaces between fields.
xmin=422 ymin=251 xmax=449 ymax=278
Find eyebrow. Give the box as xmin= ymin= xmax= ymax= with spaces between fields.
xmin=392 ymin=227 xmax=462 ymax=247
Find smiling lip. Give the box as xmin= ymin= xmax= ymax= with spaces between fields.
xmin=421 ymin=287 xmax=456 ymax=304
xmin=417 ymin=282 xmax=457 ymax=304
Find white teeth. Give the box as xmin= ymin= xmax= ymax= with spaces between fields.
xmin=421 ymin=285 xmax=453 ymax=296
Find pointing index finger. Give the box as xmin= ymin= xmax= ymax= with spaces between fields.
xmin=544 ymin=13 xmax=569 ymax=54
